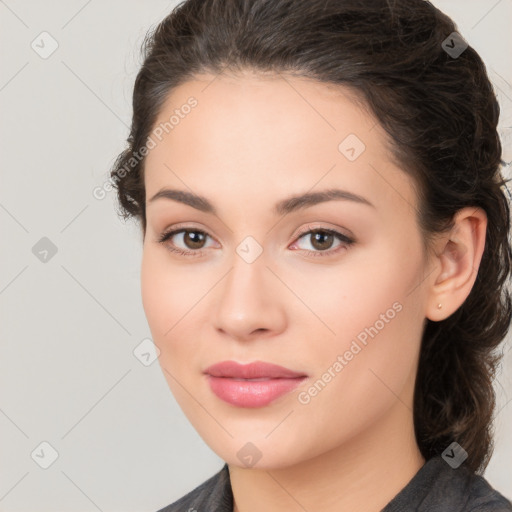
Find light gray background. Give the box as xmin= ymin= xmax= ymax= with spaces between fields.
xmin=1 ymin=1 xmax=511 ymax=511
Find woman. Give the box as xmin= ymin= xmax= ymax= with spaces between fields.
xmin=110 ymin=0 xmax=512 ymax=510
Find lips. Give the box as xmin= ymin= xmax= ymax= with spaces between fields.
xmin=204 ymin=361 xmax=308 ymax=408
xmin=204 ymin=360 xmax=307 ymax=379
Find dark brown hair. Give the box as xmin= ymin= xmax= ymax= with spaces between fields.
xmin=110 ymin=0 xmax=512 ymax=473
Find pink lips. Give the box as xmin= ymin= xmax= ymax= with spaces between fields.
xmin=204 ymin=361 xmax=308 ymax=408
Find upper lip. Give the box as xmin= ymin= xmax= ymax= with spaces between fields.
xmin=204 ymin=361 xmax=307 ymax=379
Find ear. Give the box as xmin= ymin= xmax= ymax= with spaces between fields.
xmin=425 ymin=207 xmax=487 ymax=322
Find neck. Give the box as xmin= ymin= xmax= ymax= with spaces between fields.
xmin=229 ymin=401 xmax=425 ymax=512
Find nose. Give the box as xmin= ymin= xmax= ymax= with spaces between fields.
xmin=213 ymin=250 xmax=287 ymax=342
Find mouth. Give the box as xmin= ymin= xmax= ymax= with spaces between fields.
xmin=226 ymin=377 xmax=280 ymax=381
xmin=204 ymin=360 xmax=307 ymax=379
xmin=204 ymin=360 xmax=308 ymax=408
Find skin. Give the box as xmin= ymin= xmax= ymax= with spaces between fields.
xmin=140 ymin=70 xmax=487 ymax=512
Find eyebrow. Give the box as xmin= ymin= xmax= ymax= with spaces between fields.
xmin=148 ymin=188 xmax=375 ymax=216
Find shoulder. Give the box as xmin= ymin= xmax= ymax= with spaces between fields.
xmin=155 ymin=463 xmax=233 ymax=512
xmin=443 ymin=461 xmax=512 ymax=511
xmin=464 ymin=472 xmax=512 ymax=511
xmin=383 ymin=456 xmax=512 ymax=512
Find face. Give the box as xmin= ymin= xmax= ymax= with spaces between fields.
xmin=141 ymin=71 xmax=431 ymax=469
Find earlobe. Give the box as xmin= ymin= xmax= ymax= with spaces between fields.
xmin=426 ymin=207 xmax=487 ymax=322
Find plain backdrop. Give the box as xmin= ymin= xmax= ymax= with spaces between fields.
xmin=1 ymin=1 xmax=511 ymax=511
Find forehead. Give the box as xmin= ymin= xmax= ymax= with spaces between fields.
xmin=149 ymin=71 xmax=379 ymax=153
xmin=143 ymin=72 xmax=418 ymax=218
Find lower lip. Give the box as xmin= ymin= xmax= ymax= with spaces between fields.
xmin=206 ymin=375 xmax=307 ymax=408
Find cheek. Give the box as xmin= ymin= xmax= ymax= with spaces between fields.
xmin=140 ymin=249 xmax=168 ymax=336
xmin=140 ymin=248 xmax=191 ymax=361
xmin=294 ymin=241 xmax=423 ymax=379
xmin=292 ymin=297 xmax=421 ymax=450
xmin=278 ymin=247 xmax=409 ymax=343
xmin=140 ymin=248 xmax=210 ymax=373
xmin=141 ymin=248 xmax=196 ymax=336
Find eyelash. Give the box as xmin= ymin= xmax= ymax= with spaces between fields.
xmin=156 ymin=224 xmax=355 ymax=259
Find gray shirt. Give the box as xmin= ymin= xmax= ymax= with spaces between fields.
xmin=157 ymin=455 xmax=512 ymax=511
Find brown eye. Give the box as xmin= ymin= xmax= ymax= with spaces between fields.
xmin=309 ymin=230 xmax=335 ymax=251
xmin=291 ymin=226 xmax=355 ymax=258
xmin=181 ymin=230 xmax=207 ymax=249
xmin=158 ymin=228 xmax=214 ymax=256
